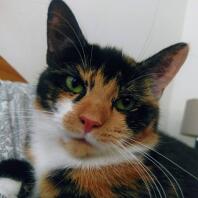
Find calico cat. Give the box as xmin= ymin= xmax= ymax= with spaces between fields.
xmin=0 ymin=0 xmax=198 ymax=197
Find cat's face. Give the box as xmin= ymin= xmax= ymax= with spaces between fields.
xmin=35 ymin=0 xmax=188 ymax=164
xmin=36 ymin=44 xmax=158 ymax=159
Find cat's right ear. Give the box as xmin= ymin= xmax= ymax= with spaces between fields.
xmin=47 ymin=0 xmax=87 ymax=65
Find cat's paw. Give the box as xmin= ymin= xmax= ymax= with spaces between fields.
xmin=0 ymin=178 xmax=21 ymax=198
xmin=0 ymin=159 xmax=35 ymax=198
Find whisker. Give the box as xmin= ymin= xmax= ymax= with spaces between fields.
xmin=122 ymin=140 xmax=182 ymax=198
xmin=128 ymin=138 xmax=198 ymax=181
xmin=113 ymin=145 xmax=153 ymax=198
xmin=142 ymin=151 xmax=183 ymax=198
xmin=115 ymin=142 xmax=165 ymax=198
xmin=116 ymin=141 xmax=167 ymax=198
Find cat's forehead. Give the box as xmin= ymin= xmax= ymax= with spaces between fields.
xmin=72 ymin=45 xmax=137 ymax=84
xmin=78 ymin=67 xmax=119 ymax=99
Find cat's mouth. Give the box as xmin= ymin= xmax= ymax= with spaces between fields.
xmin=60 ymin=134 xmax=97 ymax=158
xmin=62 ymin=132 xmax=93 ymax=146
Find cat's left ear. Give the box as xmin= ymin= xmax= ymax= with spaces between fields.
xmin=140 ymin=43 xmax=189 ymax=98
xmin=47 ymin=0 xmax=88 ymax=65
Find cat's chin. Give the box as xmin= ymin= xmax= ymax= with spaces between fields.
xmin=60 ymin=137 xmax=98 ymax=158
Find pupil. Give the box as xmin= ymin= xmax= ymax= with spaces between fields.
xmin=72 ymin=78 xmax=79 ymax=87
xmin=123 ymin=98 xmax=131 ymax=106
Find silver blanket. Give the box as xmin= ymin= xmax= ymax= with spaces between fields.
xmin=0 ymin=81 xmax=35 ymax=161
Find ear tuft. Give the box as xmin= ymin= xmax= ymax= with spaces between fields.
xmin=141 ymin=43 xmax=189 ymax=98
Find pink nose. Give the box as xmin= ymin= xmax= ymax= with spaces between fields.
xmin=80 ymin=115 xmax=101 ymax=133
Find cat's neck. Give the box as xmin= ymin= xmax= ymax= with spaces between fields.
xmin=40 ymin=162 xmax=150 ymax=198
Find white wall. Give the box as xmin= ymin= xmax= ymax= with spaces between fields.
xmin=1 ymin=0 xmax=194 ymax=145
xmin=0 ymin=0 xmax=48 ymax=83
xmin=162 ymin=0 xmax=198 ymax=147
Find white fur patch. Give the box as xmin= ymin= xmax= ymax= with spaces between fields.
xmin=0 ymin=178 xmax=21 ymax=198
xmin=32 ymin=99 xmax=151 ymax=180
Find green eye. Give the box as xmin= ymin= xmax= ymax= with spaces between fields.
xmin=114 ymin=97 xmax=134 ymax=111
xmin=65 ymin=76 xmax=84 ymax=94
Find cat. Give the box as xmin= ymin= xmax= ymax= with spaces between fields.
xmin=0 ymin=0 xmax=198 ymax=197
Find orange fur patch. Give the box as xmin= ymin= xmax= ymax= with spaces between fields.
xmin=40 ymin=178 xmax=60 ymax=198
xmin=70 ymin=162 xmax=149 ymax=198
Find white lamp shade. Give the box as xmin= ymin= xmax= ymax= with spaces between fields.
xmin=181 ymin=99 xmax=198 ymax=137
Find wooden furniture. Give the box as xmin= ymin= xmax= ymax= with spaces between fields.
xmin=0 ymin=56 xmax=27 ymax=82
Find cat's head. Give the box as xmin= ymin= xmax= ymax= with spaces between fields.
xmin=35 ymin=0 xmax=188 ymax=166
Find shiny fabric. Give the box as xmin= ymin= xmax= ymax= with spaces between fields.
xmin=0 ymin=81 xmax=35 ymax=161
